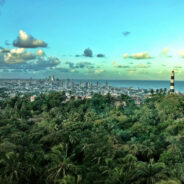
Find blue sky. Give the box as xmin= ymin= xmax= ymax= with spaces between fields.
xmin=0 ymin=0 xmax=184 ymax=80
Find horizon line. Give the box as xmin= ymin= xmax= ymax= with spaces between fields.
xmin=0 ymin=78 xmax=183 ymax=82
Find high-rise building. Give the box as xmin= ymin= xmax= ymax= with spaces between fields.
xmin=51 ymin=75 xmax=55 ymax=82
xmin=105 ymin=81 xmax=109 ymax=88
xmin=71 ymin=80 xmax=74 ymax=90
xmin=79 ymin=81 xmax=82 ymax=88
xmin=170 ymin=70 xmax=174 ymax=93
xmin=85 ymin=81 xmax=90 ymax=89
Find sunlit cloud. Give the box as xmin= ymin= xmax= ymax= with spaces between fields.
xmin=123 ymin=53 xmax=129 ymax=59
xmin=131 ymin=52 xmax=151 ymax=59
xmin=36 ymin=49 xmax=45 ymax=56
xmin=13 ymin=30 xmax=48 ymax=48
xmin=4 ymin=48 xmax=36 ymax=63
xmin=123 ymin=52 xmax=151 ymax=60
xmin=0 ymin=47 xmax=61 ymax=71
xmin=160 ymin=47 xmax=172 ymax=58
xmin=161 ymin=47 xmax=169 ymax=55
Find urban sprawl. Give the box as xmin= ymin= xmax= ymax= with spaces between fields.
xmin=0 ymin=76 xmax=170 ymax=105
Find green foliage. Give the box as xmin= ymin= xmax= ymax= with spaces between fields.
xmin=0 ymin=92 xmax=184 ymax=183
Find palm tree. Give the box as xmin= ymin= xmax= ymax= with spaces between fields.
xmin=45 ymin=144 xmax=77 ymax=184
xmin=163 ymin=88 xmax=167 ymax=95
xmin=0 ymin=152 xmax=26 ymax=184
xmin=150 ymin=89 xmax=155 ymax=95
xmin=171 ymin=163 xmax=184 ymax=183
xmin=156 ymin=89 xmax=159 ymax=95
xmin=159 ymin=89 xmax=163 ymax=95
xmin=132 ymin=159 xmax=168 ymax=184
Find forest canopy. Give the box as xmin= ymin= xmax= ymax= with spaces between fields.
xmin=0 ymin=92 xmax=184 ymax=184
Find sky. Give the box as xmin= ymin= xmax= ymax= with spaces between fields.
xmin=0 ymin=0 xmax=184 ymax=80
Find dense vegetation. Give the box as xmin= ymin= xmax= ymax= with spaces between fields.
xmin=0 ymin=91 xmax=184 ymax=184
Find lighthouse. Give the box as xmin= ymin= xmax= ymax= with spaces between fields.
xmin=170 ymin=70 xmax=174 ymax=94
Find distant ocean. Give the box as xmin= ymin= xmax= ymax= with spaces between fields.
xmin=76 ymin=80 xmax=184 ymax=93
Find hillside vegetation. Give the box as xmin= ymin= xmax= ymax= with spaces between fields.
xmin=0 ymin=92 xmax=184 ymax=184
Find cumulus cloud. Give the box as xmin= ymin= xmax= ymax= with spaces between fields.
xmin=97 ymin=54 xmax=105 ymax=58
xmin=13 ymin=30 xmax=48 ymax=48
xmin=36 ymin=49 xmax=45 ymax=56
xmin=75 ymin=48 xmax=105 ymax=58
xmin=123 ymin=52 xmax=151 ymax=60
xmin=4 ymin=48 xmax=36 ymax=63
xmin=28 ymin=56 xmax=60 ymax=71
xmin=123 ymin=53 xmax=129 ymax=59
xmin=160 ymin=47 xmax=172 ymax=58
xmin=131 ymin=52 xmax=151 ymax=59
xmin=84 ymin=48 xmax=93 ymax=57
xmin=0 ymin=47 xmax=61 ymax=71
xmin=0 ymin=47 xmax=9 ymax=53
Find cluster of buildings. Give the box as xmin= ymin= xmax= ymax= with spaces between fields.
xmin=0 ymin=76 xmax=151 ymax=104
xmin=0 ymin=71 xmax=178 ymax=106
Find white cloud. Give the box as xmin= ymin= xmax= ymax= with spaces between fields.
xmin=4 ymin=48 xmax=36 ymax=63
xmin=131 ymin=52 xmax=151 ymax=59
xmin=123 ymin=52 xmax=151 ymax=59
xmin=161 ymin=47 xmax=169 ymax=55
xmin=36 ymin=49 xmax=45 ymax=56
xmin=13 ymin=30 xmax=47 ymax=48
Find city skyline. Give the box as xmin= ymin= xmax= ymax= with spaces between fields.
xmin=1 ymin=0 xmax=184 ymax=80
